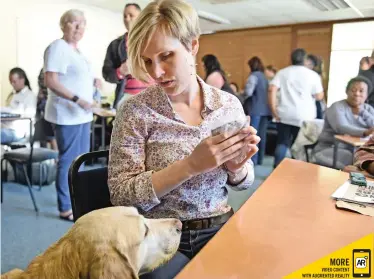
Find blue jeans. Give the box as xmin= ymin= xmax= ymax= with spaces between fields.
xmin=54 ymin=122 xmax=91 ymax=212
xmin=274 ymin=123 xmax=300 ymax=168
xmin=250 ymin=115 xmax=270 ymax=165
xmin=1 ymin=128 xmax=22 ymax=144
xmin=140 ymin=225 xmax=222 ymax=279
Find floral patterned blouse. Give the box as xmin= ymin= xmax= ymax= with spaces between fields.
xmin=108 ymin=76 xmax=255 ymax=220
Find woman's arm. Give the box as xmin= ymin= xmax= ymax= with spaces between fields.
xmin=44 ymin=72 xmax=75 ymax=100
xmin=243 ymin=75 xmax=258 ymax=98
xmin=326 ymin=103 xmax=367 ymax=137
xmin=354 ymin=137 xmax=374 ymax=174
xmin=108 ymin=102 xmax=253 ymax=211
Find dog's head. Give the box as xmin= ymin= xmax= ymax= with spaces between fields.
xmin=74 ymin=206 xmax=182 ymax=277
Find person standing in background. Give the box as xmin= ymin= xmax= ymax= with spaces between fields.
xmin=44 ymin=9 xmax=94 ymax=221
xmin=34 ymin=68 xmax=58 ymax=150
xmin=264 ymin=65 xmax=277 ymax=81
xmin=243 ymin=56 xmax=271 ymax=165
xmin=359 ymin=50 xmax=374 ymax=107
xmin=102 ymin=3 xmax=150 ymax=108
xmin=359 ymin=56 xmax=372 ymax=72
xmin=306 ymin=54 xmax=326 ymax=119
xmin=202 ymin=54 xmax=235 ymax=95
xmin=268 ymin=48 xmax=324 ymax=168
xmin=1 ymin=68 xmax=36 ymax=144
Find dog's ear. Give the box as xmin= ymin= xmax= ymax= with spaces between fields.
xmin=88 ymin=252 xmax=139 ymax=279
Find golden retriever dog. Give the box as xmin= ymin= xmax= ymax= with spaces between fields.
xmin=2 ymin=206 xmax=182 ymax=279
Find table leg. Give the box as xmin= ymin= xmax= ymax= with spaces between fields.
xmin=101 ymin=117 xmax=105 ymax=151
xmin=333 ymin=140 xmax=339 ymax=169
xmin=91 ymin=121 xmax=95 ymax=152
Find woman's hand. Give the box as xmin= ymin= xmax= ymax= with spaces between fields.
xmin=185 ymin=127 xmax=258 ymax=176
xmin=364 ymin=128 xmax=374 ymax=137
xmin=224 ymin=126 xmax=260 ymax=172
xmin=77 ymin=99 xmax=93 ymax=111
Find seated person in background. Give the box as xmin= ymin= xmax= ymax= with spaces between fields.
xmin=1 ymin=67 xmax=36 ymax=144
xmin=354 ymin=135 xmax=374 ymax=175
xmin=108 ymin=0 xmax=260 ymax=278
xmin=314 ymin=76 xmax=374 ymax=169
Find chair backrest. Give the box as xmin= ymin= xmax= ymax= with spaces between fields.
xmin=68 ymin=150 xmax=112 ymax=222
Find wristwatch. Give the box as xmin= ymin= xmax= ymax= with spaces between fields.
xmin=71 ymin=95 xmax=79 ymax=103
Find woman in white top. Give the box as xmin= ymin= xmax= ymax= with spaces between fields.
xmin=44 ymin=9 xmax=95 ymax=221
xmin=1 ymin=68 xmax=36 ymax=144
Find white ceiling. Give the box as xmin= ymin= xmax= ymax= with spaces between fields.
xmin=74 ymin=0 xmax=374 ymax=32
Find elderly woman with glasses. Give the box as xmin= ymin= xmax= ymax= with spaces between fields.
xmin=43 ymin=9 xmax=95 ymax=221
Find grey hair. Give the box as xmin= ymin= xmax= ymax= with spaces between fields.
xmin=59 ymin=9 xmax=85 ymax=31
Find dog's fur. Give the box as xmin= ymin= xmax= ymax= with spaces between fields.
xmin=2 ymin=207 xmax=182 ymax=279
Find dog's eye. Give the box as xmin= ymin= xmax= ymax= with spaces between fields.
xmin=144 ymin=224 xmax=149 ymax=238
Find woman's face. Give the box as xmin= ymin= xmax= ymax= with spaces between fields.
xmin=141 ymin=31 xmax=199 ymax=97
xmin=63 ymin=16 xmax=86 ymax=44
xmin=346 ymin=81 xmax=368 ymax=107
xmin=264 ymin=69 xmax=275 ymax=80
xmin=9 ymin=73 xmax=25 ymax=92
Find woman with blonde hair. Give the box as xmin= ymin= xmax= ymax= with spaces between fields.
xmin=108 ymin=0 xmax=260 ymax=277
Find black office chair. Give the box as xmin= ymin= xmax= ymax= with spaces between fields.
xmin=1 ymin=125 xmax=58 ymax=212
xmin=68 ymin=150 xmax=112 ymax=222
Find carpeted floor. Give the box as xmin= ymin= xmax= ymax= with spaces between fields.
xmin=1 ymin=156 xmax=274 ymax=273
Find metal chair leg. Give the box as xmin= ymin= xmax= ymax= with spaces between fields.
xmin=1 ymin=158 xmax=6 ymax=203
xmin=38 ymin=163 xmax=42 ymax=191
xmin=22 ymin=164 xmax=39 ymax=212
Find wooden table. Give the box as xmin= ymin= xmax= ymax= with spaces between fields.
xmin=176 ymin=159 xmax=374 ymax=279
xmin=333 ymin=135 xmax=368 ymax=169
xmin=91 ymin=108 xmax=116 ymax=151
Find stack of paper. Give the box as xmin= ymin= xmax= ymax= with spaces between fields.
xmin=331 ymin=180 xmax=374 ymax=217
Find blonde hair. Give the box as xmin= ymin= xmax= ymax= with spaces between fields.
xmin=128 ymin=0 xmax=200 ymax=82
xmin=60 ymin=9 xmax=86 ymax=31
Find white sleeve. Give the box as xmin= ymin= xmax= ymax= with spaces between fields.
xmin=312 ymin=73 xmax=324 ymax=95
xmin=23 ymin=92 xmax=37 ymax=117
xmin=44 ymin=41 xmax=69 ymax=74
xmin=270 ymin=71 xmax=281 ymax=88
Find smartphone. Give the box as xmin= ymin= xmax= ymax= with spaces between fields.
xmin=353 ymin=249 xmax=371 ymax=278
xmin=350 ymin=172 xmax=367 ymax=187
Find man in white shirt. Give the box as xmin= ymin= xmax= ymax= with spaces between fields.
xmin=1 ymin=68 xmax=36 ymax=144
xmin=268 ymin=48 xmax=324 ymax=168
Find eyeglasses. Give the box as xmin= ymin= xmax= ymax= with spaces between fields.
xmin=68 ymin=20 xmax=86 ymax=29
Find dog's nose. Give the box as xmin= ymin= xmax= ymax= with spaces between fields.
xmin=174 ymin=219 xmax=182 ymax=233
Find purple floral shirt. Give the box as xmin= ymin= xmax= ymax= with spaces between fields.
xmin=108 ymin=76 xmax=255 ymax=220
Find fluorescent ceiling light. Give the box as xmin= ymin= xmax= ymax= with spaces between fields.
xmin=197 ymin=10 xmax=231 ymax=24
xmin=344 ymin=0 xmax=364 ymax=17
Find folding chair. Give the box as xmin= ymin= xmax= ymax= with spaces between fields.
xmin=68 ymin=150 xmax=112 ymax=222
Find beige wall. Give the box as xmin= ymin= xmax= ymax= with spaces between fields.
xmin=0 ymin=0 xmax=125 ymax=106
